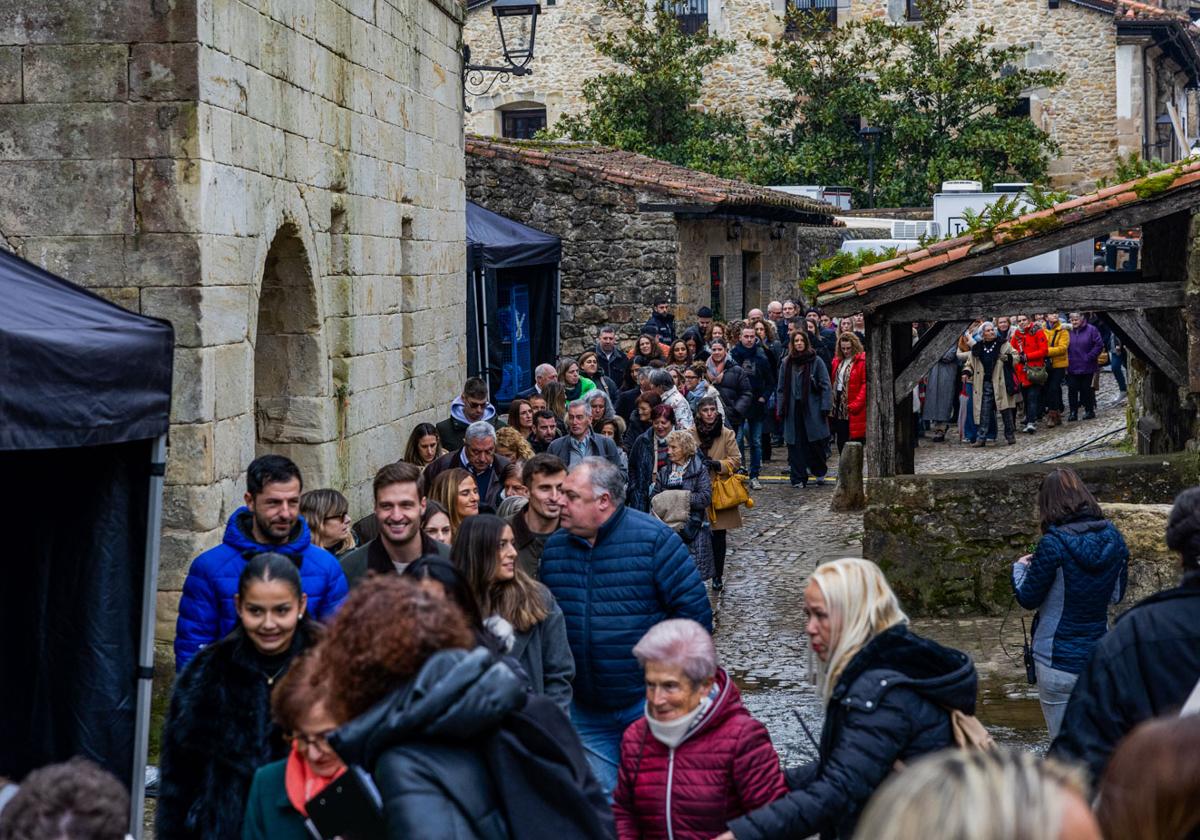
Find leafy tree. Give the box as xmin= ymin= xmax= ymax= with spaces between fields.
xmin=761 ymin=0 xmax=1064 ymax=206
xmin=548 ymin=0 xmax=753 ymax=178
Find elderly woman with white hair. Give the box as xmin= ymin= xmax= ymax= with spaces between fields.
xmin=723 ymin=558 xmax=979 ymax=840
xmin=613 ymin=619 xmax=787 ymax=840
xmin=962 ymin=319 xmax=1020 ymax=446
xmin=650 ymin=429 xmax=714 ymax=581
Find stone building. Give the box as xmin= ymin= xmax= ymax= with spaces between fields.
xmin=0 ymin=0 xmax=467 ymax=646
xmin=466 ymin=135 xmax=840 ymax=355
xmin=463 ymin=0 xmax=1200 ymax=193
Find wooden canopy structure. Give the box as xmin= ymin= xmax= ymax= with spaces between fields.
xmin=818 ymin=162 xmax=1200 ymax=477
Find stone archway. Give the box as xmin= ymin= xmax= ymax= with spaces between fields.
xmin=253 ymin=223 xmax=332 ymax=482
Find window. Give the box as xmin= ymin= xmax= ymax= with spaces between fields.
xmin=904 ymin=0 xmax=922 ymax=20
xmin=501 ymin=107 xmax=547 ymax=140
xmin=662 ymin=0 xmax=708 ymax=34
xmin=785 ymin=0 xmax=836 ymax=31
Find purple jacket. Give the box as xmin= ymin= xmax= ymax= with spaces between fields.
xmin=1067 ymin=322 xmax=1104 ymax=375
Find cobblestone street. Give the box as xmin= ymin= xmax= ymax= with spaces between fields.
xmin=711 ymin=372 xmax=1129 ymax=763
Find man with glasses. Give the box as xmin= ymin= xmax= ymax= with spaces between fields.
xmin=541 ymin=458 xmax=711 ymax=795
xmin=423 ymin=420 xmax=510 ymax=513
xmin=435 ymin=376 xmax=496 ymax=451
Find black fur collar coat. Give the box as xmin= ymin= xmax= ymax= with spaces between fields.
xmin=156 ymin=624 xmax=318 ymax=839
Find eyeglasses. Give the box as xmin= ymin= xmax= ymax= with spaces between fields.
xmin=290 ymin=730 xmax=336 ymax=752
xmin=466 ymin=400 xmax=488 ymax=411
xmin=324 ymin=513 xmax=350 ymax=523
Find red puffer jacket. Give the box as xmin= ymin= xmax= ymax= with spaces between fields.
xmin=1011 ymin=326 xmax=1049 ymax=387
xmin=613 ymin=670 xmax=787 ymax=840
xmin=832 ymin=353 xmax=867 ymax=441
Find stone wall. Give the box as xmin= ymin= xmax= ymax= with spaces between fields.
xmin=0 ymin=0 xmax=468 ymax=647
xmin=465 ymin=0 xmax=1142 ymax=193
xmin=467 ymin=151 xmax=679 ymax=353
xmin=463 ymin=0 xmax=792 ymax=136
xmin=864 ymin=453 xmax=1200 ymax=615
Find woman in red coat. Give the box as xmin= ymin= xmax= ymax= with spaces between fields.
xmin=1010 ymin=313 xmax=1049 ymax=434
xmin=830 ymin=332 xmax=867 ymax=453
xmin=613 ymin=620 xmax=787 ymax=840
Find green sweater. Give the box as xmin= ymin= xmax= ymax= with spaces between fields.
xmin=241 ymin=759 xmax=312 ymax=840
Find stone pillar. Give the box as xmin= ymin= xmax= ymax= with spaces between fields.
xmin=831 ymin=441 xmax=865 ymax=512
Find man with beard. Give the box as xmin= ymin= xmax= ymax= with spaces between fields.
xmin=339 ymin=462 xmax=449 ymax=587
xmin=531 ymin=409 xmax=561 ymax=453
xmin=173 ymin=454 xmax=349 ymax=672
xmin=508 ymin=453 xmax=567 ymax=578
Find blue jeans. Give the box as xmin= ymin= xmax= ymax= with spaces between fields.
xmin=1035 ymin=662 xmax=1078 ymax=740
xmin=1109 ymin=338 xmax=1127 ymax=392
xmin=570 ymin=698 xmax=644 ymax=796
xmin=737 ymin=416 xmax=763 ymax=478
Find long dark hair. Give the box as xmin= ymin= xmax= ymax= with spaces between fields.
xmin=403 ymin=422 xmax=441 ymax=466
xmin=402 ymin=556 xmax=485 ymax=632
xmin=451 ymin=515 xmax=548 ymax=633
xmin=1037 ymin=467 xmax=1103 ymax=533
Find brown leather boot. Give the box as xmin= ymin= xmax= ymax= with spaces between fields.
xmin=1047 ymin=410 xmax=1061 ymax=428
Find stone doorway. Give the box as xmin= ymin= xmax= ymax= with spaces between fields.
xmin=253 ymin=224 xmax=332 ymax=483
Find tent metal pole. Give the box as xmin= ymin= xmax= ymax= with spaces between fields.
xmin=130 ymin=433 xmax=167 ymax=839
xmin=554 ymin=268 xmax=562 ymax=359
xmin=479 ymin=268 xmax=491 ymax=388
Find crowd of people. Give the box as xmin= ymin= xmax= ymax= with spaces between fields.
xmin=0 ymin=301 xmax=1192 ymax=840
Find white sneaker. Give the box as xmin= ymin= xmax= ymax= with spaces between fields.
xmin=1023 ymin=423 xmax=1035 ymax=434
xmin=815 ymin=475 xmax=828 ymax=486
xmin=749 ymin=478 xmax=763 ymax=490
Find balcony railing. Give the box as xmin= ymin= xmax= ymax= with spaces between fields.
xmin=663 ymin=0 xmax=709 ymax=34
xmin=786 ymin=0 xmax=837 ymax=31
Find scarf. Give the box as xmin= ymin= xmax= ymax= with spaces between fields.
xmin=644 ymin=685 xmax=717 ymax=748
xmin=781 ymin=348 xmax=816 ymax=415
xmin=835 ymin=354 xmax=853 ymax=393
xmin=284 ymin=741 xmax=347 ymax=817
xmin=655 ymin=436 xmax=669 ymax=472
xmin=695 ymin=414 xmax=722 ymax=452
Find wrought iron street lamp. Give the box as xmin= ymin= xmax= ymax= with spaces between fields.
xmin=463 ymin=0 xmax=542 ymax=109
xmin=858 ymin=125 xmax=883 ymax=209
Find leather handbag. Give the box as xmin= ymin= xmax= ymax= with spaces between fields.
xmin=1097 ymin=350 xmax=1110 ymax=367
xmin=1025 ymin=361 xmax=1049 ymax=386
xmin=711 ymin=472 xmax=753 ymax=512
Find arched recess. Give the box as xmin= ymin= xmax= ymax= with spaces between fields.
xmin=253 ymin=223 xmax=332 ymax=479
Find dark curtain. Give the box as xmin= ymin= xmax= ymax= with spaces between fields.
xmin=510 ymin=264 xmax=559 ymax=373
xmin=0 ymin=440 xmax=149 ymax=785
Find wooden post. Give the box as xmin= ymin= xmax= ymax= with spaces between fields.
xmin=892 ymin=322 xmax=915 ymax=475
xmin=865 ymin=312 xmax=896 ymax=478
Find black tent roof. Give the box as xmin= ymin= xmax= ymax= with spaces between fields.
xmin=467 ymin=201 xmax=561 ymax=271
xmin=0 ymin=247 xmax=174 ymax=451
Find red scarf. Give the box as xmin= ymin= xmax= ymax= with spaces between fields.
xmin=284 ymin=741 xmax=347 ymax=817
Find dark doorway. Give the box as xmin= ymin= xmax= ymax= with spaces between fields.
xmin=741 ymin=250 xmax=762 ymax=317
xmin=709 ymin=256 xmax=724 ymax=320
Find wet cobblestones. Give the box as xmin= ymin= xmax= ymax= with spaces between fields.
xmin=710 ymin=375 xmax=1130 ymax=761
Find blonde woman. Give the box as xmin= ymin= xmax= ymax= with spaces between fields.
xmin=495 ymin=424 xmax=535 ymax=465
xmin=854 ymin=749 xmax=1099 ymax=840
xmin=725 ymin=558 xmax=978 ymax=840
xmin=426 ymin=468 xmax=478 ymax=538
xmin=299 ymin=488 xmax=356 ymax=556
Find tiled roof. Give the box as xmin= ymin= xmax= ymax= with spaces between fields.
xmin=1068 ymin=0 xmax=1194 ymax=22
xmin=465 ymin=135 xmax=838 ymax=223
xmin=818 ymin=158 xmax=1200 ymax=305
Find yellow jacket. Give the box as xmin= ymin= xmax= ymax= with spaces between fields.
xmin=1044 ymin=325 xmax=1070 ymax=369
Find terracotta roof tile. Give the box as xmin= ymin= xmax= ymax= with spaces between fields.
xmin=816 ymin=157 xmax=1200 ymax=306
xmin=465 ymin=135 xmax=837 ymax=222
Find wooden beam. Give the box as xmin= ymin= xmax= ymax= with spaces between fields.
xmin=1105 ymin=310 xmax=1189 ymax=387
xmin=884 ymin=281 xmax=1183 ymax=322
xmin=864 ymin=312 xmax=895 ymax=478
xmin=894 ymin=320 xmax=972 ymax=404
xmin=892 ymin=322 xmax=916 ymax=475
xmin=845 ymin=193 xmax=1200 ymax=313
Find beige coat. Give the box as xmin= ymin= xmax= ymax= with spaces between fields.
xmin=691 ymin=425 xmax=743 ymax=531
xmin=960 ymin=342 xmax=1019 ymax=423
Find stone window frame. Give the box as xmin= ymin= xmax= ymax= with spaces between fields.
xmin=501 ymin=105 xmax=549 ymax=139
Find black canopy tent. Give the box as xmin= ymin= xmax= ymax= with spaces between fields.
xmin=466 ymin=201 xmax=562 ymax=404
xmin=0 ymin=248 xmax=173 ymax=837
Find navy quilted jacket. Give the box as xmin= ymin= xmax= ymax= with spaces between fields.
xmin=1013 ymin=517 xmax=1128 ymax=674
xmin=173 ymin=508 xmax=349 ymax=672
xmin=541 ymin=505 xmax=713 ymax=710
xmin=729 ymin=625 xmax=977 ymax=840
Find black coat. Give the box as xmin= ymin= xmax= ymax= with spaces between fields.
xmin=713 ymin=358 xmax=757 ymax=425
xmin=642 ymin=312 xmax=676 ymax=344
xmin=729 ymin=625 xmax=977 ymax=840
xmin=626 ymin=429 xmax=661 ymax=513
xmin=1050 ymin=569 xmax=1200 ymax=784
xmin=157 ymin=624 xmax=319 ymax=840
xmin=329 ymin=648 xmax=613 ymax=840
xmin=595 ymin=346 xmax=631 ymax=392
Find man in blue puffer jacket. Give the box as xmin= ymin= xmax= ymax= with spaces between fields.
xmin=173 ymin=454 xmax=349 ymax=672
xmin=1013 ymin=477 xmax=1128 ymax=739
xmin=541 ymin=456 xmax=712 ymax=795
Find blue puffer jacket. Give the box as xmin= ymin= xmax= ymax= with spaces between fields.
xmin=173 ymin=508 xmax=349 ymax=672
xmin=1013 ymin=516 xmax=1128 ymax=675
xmin=541 ymin=505 xmax=712 ymax=710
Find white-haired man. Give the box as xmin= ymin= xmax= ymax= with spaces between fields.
xmin=518 ymin=362 xmax=558 ymax=400
xmin=423 ymin=420 xmax=509 ymax=513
